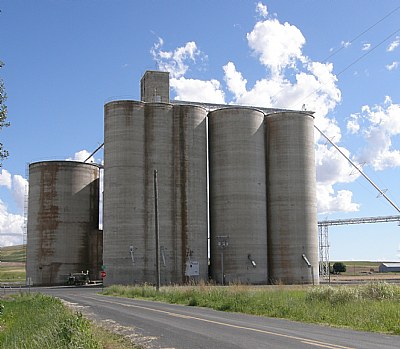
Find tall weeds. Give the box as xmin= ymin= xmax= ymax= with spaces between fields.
xmin=0 ymin=294 xmax=100 ymax=348
xmin=103 ymin=282 xmax=400 ymax=335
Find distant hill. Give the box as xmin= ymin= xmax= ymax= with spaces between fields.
xmin=0 ymin=245 xmax=26 ymax=263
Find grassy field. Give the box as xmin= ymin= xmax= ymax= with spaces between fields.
xmin=0 ymin=264 xmax=25 ymax=283
xmin=0 ymin=245 xmax=26 ymax=284
xmin=103 ymin=282 xmax=400 ymax=335
xmin=0 ymin=293 xmax=141 ymax=349
xmin=0 ymin=245 xmax=26 ymax=263
xmin=335 ymin=261 xmax=381 ymax=275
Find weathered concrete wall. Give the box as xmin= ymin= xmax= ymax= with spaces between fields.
xmin=209 ymin=107 xmax=268 ymax=284
xmin=103 ymin=101 xmax=208 ymax=285
xmin=26 ymin=161 xmax=100 ymax=286
xmin=266 ymin=112 xmax=319 ymax=285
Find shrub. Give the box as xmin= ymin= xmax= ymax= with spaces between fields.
xmin=332 ymin=262 xmax=346 ymax=274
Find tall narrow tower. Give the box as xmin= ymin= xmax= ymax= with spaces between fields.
xmin=140 ymin=71 xmax=170 ymax=103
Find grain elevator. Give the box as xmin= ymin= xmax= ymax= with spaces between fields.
xmin=26 ymin=70 xmax=319 ymax=286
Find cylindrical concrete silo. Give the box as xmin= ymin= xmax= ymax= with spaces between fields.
xmin=104 ymin=101 xmax=208 ymax=285
xmin=103 ymin=100 xmax=147 ymax=285
xmin=143 ymin=103 xmax=175 ymax=284
xmin=266 ymin=111 xmax=319 ymax=285
xmin=209 ymin=107 xmax=268 ymax=284
xmin=173 ymin=105 xmax=208 ymax=283
xmin=26 ymin=161 xmax=100 ymax=286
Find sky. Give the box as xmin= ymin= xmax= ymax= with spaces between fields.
xmin=0 ymin=0 xmax=400 ymax=261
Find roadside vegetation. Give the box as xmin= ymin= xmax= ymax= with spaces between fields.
xmin=103 ymin=282 xmax=400 ymax=335
xmin=0 ymin=293 xmax=141 ymax=349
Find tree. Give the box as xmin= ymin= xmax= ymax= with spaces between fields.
xmin=332 ymin=262 xmax=347 ymax=274
xmin=0 ymin=60 xmax=10 ymax=167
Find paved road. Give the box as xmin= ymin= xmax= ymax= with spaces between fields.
xmin=7 ymin=286 xmax=399 ymax=349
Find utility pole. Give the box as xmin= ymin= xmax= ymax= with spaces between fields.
xmin=154 ymin=170 xmax=161 ymax=291
xmin=216 ymin=236 xmax=229 ymax=285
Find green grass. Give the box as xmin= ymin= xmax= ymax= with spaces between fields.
xmin=0 ymin=265 xmax=26 ymax=283
xmin=0 ymin=245 xmax=26 ymax=263
xmin=103 ymin=282 xmax=400 ymax=335
xmin=0 ymin=293 xmax=141 ymax=349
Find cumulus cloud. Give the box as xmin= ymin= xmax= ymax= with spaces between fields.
xmin=386 ymin=61 xmax=399 ymax=71
xmin=12 ymin=175 xmax=28 ymax=213
xmin=151 ymin=37 xmax=225 ymax=103
xmin=317 ymin=184 xmax=360 ymax=214
xmin=387 ymin=36 xmax=400 ymax=52
xmin=256 ymin=2 xmax=268 ymax=18
xmin=223 ymin=62 xmax=247 ymax=100
xmin=151 ymin=38 xmax=206 ymax=79
xmin=67 ymin=150 xmax=94 ymax=163
xmin=151 ymin=3 xmax=359 ymax=213
xmin=0 ymin=169 xmax=27 ymax=247
xmin=0 ymin=200 xmax=24 ymax=246
xmin=347 ymin=113 xmax=360 ymax=134
xmin=247 ymin=17 xmax=306 ymax=75
xmin=315 ymin=144 xmax=358 ymax=185
xmin=171 ymin=77 xmax=225 ymax=103
xmin=0 ymin=169 xmax=12 ymax=189
xmin=351 ymin=96 xmax=400 ymax=170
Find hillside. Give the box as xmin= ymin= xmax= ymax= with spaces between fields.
xmin=0 ymin=245 xmax=26 ymax=263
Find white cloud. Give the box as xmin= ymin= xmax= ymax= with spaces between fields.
xmin=12 ymin=175 xmax=28 ymax=213
xmin=0 ymin=200 xmax=24 ymax=247
xmin=386 ymin=61 xmax=399 ymax=71
xmin=151 ymin=4 xmax=358 ymax=214
xmin=387 ymin=36 xmax=400 ymax=52
xmin=256 ymin=2 xmax=268 ymax=18
xmin=341 ymin=40 xmax=351 ymax=48
xmin=0 ymin=169 xmax=12 ymax=189
xmin=353 ymin=97 xmax=400 ymax=170
xmin=347 ymin=114 xmax=360 ymax=134
xmin=317 ymin=184 xmax=360 ymax=214
xmin=171 ymin=77 xmax=225 ymax=103
xmin=362 ymin=43 xmax=371 ymax=51
xmin=67 ymin=150 xmax=94 ymax=163
xmin=151 ymin=38 xmax=206 ymax=79
xmin=246 ymin=17 xmax=306 ymax=75
xmin=223 ymin=62 xmax=247 ymax=99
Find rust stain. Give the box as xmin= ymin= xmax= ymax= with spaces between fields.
xmin=179 ymin=107 xmax=189 ymax=283
xmin=144 ymin=104 xmax=155 ymax=282
xmin=37 ymin=163 xmax=60 ymax=264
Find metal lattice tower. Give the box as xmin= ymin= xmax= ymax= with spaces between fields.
xmin=318 ymin=225 xmax=330 ymax=279
xmin=318 ymin=215 xmax=400 ymax=279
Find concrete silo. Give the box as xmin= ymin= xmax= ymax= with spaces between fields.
xmin=209 ymin=107 xmax=268 ymax=284
xmin=26 ymin=161 xmax=100 ymax=286
xmin=103 ymin=100 xmax=147 ymax=285
xmin=266 ymin=112 xmax=319 ymax=285
xmin=103 ymin=100 xmax=208 ymax=285
xmin=172 ymin=104 xmax=208 ymax=283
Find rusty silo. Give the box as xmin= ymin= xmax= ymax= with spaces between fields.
xmin=266 ymin=111 xmax=319 ymax=285
xmin=209 ymin=107 xmax=268 ymax=284
xmin=26 ymin=161 xmax=100 ymax=286
xmin=103 ymin=100 xmax=208 ymax=285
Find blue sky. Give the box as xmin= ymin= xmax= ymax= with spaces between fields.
xmin=0 ymin=1 xmax=400 ymax=261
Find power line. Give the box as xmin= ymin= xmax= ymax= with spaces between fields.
xmin=269 ymin=5 xmax=400 ymax=105
xmin=290 ymin=26 xmax=400 ymax=110
xmin=323 ymin=5 xmax=400 ymax=62
xmin=335 ymin=27 xmax=400 ymax=78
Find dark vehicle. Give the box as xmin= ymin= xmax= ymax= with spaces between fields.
xmin=67 ymin=271 xmax=90 ymax=285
